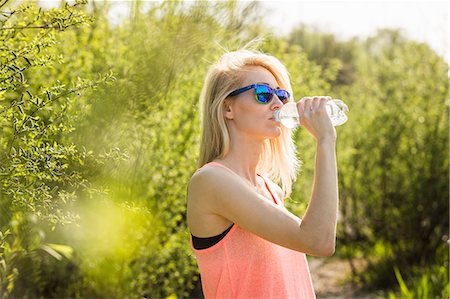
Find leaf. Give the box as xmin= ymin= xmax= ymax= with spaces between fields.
xmin=45 ymin=243 xmax=74 ymax=260
xmin=39 ymin=244 xmax=63 ymax=261
xmin=394 ymin=267 xmax=412 ymax=298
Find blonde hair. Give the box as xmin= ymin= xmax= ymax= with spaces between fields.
xmin=198 ymin=49 xmax=300 ymax=199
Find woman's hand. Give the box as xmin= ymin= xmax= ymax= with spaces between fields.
xmin=297 ymin=96 xmax=336 ymax=143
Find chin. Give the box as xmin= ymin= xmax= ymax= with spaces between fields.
xmin=265 ymin=126 xmax=282 ymax=139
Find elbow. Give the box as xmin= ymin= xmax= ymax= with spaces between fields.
xmin=321 ymin=244 xmax=335 ymax=257
xmin=297 ymin=223 xmax=337 ymax=257
xmin=309 ymin=240 xmax=335 ymax=257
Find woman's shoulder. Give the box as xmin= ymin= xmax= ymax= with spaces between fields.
xmin=187 ymin=162 xmax=247 ymax=219
xmin=192 ymin=162 xmax=231 ymax=179
xmin=188 ymin=163 xmax=236 ymax=195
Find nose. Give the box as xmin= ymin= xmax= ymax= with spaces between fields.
xmin=271 ymin=94 xmax=284 ymax=110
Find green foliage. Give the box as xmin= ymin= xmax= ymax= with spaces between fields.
xmin=289 ymin=24 xmax=449 ymax=295
xmin=0 ymin=0 xmax=448 ymax=298
xmin=387 ymin=262 xmax=449 ymax=299
xmin=0 ymin=0 xmax=114 ymax=224
xmin=333 ymin=29 xmax=448 ymax=289
xmin=289 ymin=24 xmax=359 ymax=85
xmin=0 ymin=0 xmax=115 ymax=297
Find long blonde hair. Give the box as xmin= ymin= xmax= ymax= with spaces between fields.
xmin=198 ymin=49 xmax=300 ymax=199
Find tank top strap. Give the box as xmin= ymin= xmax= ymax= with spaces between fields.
xmin=199 ymin=161 xmax=279 ymax=205
xmin=256 ymin=173 xmax=278 ymax=205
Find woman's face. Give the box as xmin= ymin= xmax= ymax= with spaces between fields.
xmin=224 ymin=66 xmax=285 ymax=140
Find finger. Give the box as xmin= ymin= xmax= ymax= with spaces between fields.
xmin=298 ymin=97 xmax=308 ymax=112
xmin=304 ymin=97 xmax=311 ymax=114
xmin=312 ymin=96 xmax=320 ymax=110
xmin=320 ymin=96 xmax=332 ymax=108
xmin=318 ymin=96 xmax=331 ymax=109
xmin=296 ymin=99 xmax=304 ymax=117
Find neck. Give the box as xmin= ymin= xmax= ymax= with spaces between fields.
xmin=216 ymin=132 xmax=264 ymax=187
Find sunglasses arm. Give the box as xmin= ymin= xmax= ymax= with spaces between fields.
xmin=227 ymin=84 xmax=258 ymax=97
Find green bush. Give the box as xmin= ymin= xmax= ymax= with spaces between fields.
xmin=288 ymin=26 xmax=449 ymax=293
xmin=0 ymin=1 xmax=113 ymax=297
xmin=388 ymin=258 xmax=449 ymax=298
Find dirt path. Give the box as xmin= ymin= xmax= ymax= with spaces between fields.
xmin=308 ymin=256 xmax=377 ymax=299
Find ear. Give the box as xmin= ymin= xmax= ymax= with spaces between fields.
xmin=223 ymin=99 xmax=234 ymax=120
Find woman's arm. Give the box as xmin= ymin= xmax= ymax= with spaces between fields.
xmin=188 ymin=164 xmax=335 ymax=256
xmin=294 ymin=96 xmax=339 ymax=255
xmin=297 ymin=139 xmax=338 ymax=256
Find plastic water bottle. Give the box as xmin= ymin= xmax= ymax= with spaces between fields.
xmin=274 ymin=99 xmax=349 ymax=129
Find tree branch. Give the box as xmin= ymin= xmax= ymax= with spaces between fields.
xmin=0 ymin=20 xmax=86 ymax=31
xmin=6 ymin=82 xmax=100 ymax=156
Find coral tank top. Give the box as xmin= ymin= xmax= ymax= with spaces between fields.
xmin=190 ymin=162 xmax=316 ymax=299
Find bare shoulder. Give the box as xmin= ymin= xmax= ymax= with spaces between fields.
xmin=187 ymin=164 xmax=245 ymax=208
xmin=187 ymin=165 xmax=220 ymax=210
xmin=186 ymin=164 xmax=240 ymax=236
xmin=187 ymin=164 xmax=234 ymax=199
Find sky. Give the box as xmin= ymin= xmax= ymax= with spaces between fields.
xmin=261 ymin=0 xmax=449 ymax=63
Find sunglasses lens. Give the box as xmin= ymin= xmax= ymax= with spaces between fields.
xmin=277 ymin=90 xmax=290 ymax=104
xmin=254 ymin=85 xmax=273 ymax=104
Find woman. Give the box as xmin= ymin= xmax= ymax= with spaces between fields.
xmin=186 ymin=49 xmax=339 ymax=298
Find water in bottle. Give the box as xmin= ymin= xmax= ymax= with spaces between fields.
xmin=274 ymin=99 xmax=349 ymax=129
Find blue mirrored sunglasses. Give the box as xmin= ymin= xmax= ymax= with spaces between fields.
xmin=227 ymin=84 xmax=290 ymax=104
